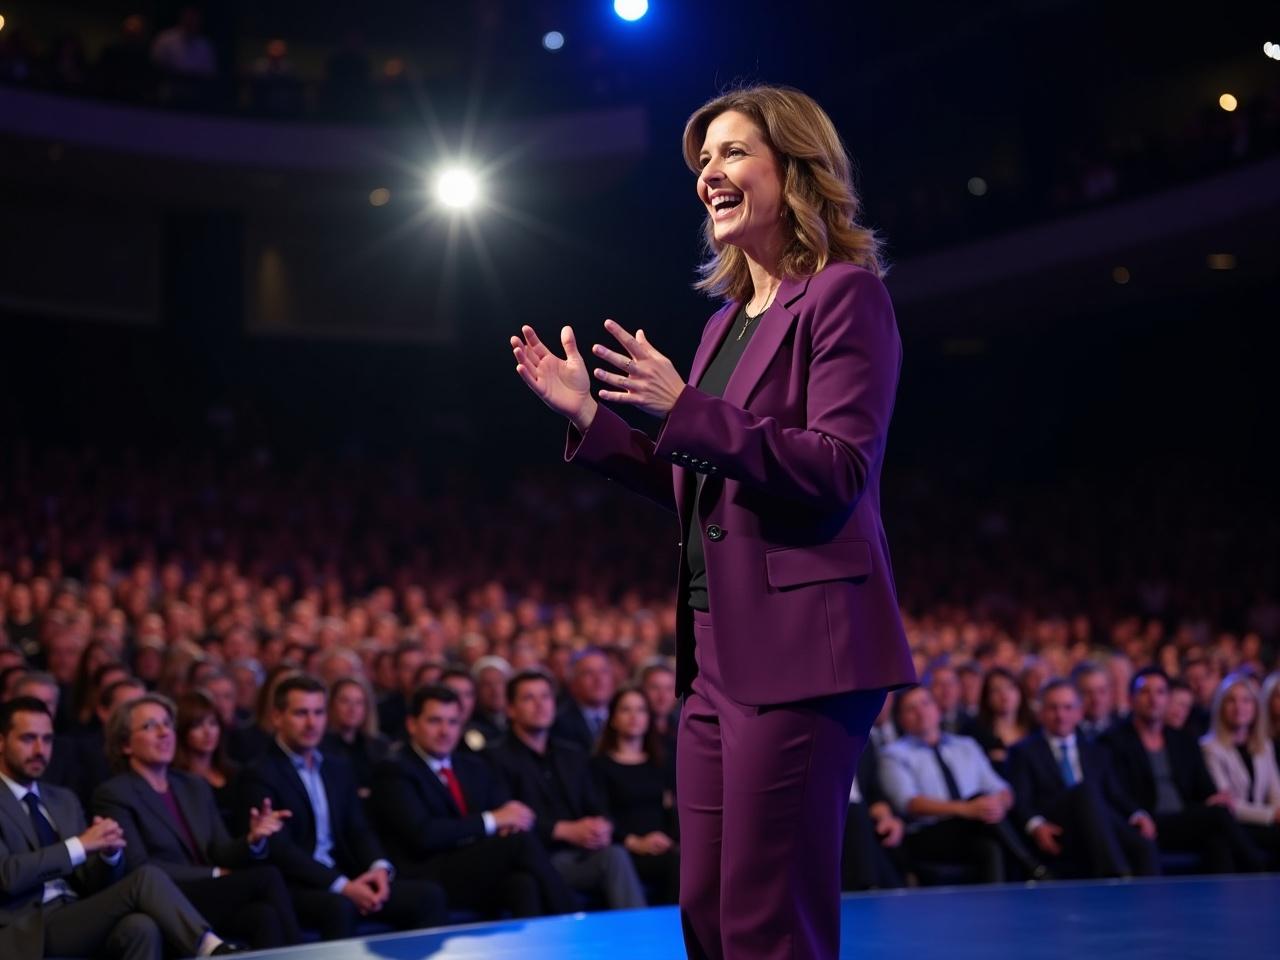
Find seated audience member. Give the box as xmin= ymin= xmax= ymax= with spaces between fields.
xmin=1072 ymin=661 xmax=1119 ymax=741
xmin=76 ymin=677 xmax=149 ymax=805
xmin=869 ymin=694 xmax=898 ymax=752
xmin=1263 ymin=672 xmax=1280 ymax=772
xmin=371 ymin=685 xmax=574 ymax=918
xmin=1102 ymin=667 xmax=1263 ymax=873
xmin=9 ymin=672 xmax=83 ymax=801
xmin=0 ymin=697 xmax=239 ymax=959
xmin=470 ymin=656 xmax=512 ymax=744
xmin=199 ymin=669 xmax=245 ymax=736
xmin=842 ymin=737 xmax=905 ymax=891
xmin=551 ymin=648 xmax=615 ymax=753
xmin=321 ymin=676 xmax=389 ymax=799
xmin=67 ymin=645 xmax=126 ymax=735
xmin=926 ymin=663 xmax=967 ymax=735
xmin=1007 ymin=680 xmax=1159 ymax=878
xmin=240 ymin=675 xmax=446 ymax=940
xmin=439 ymin=667 xmax=488 ymax=752
xmin=93 ymin=694 xmax=301 ymax=949
xmin=965 ymin=667 xmax=1033 ymax=773
xmin=1200 ymin=673 xmax=1280 ymax=865
xmin=638 ymin=661 xmax=680 ymax=750
xmin=172 ymin=691 xmax=241 ymax=830
xmin=226 ymin=665 xmax=298 ymax=764
xmin=591 ymin=687 xmax=679 ymax=905
xmin=880 ymin=686 xmax=1049 ymax=883
xmin=1164 ymin=679 xmax=1196 ymax=733
xmin=1181 ymin=656 xmax=1220 ymax=741
xmin=377 ymin=642 xmax=426 ymax=744
xmin=955 ymin=662 xmax=983 ymax=721
xmin=487 ymin=670 xmax=646 ymax=910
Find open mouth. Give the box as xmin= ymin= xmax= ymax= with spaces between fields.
xmin=710 ymin=193 xmax=743 ymax=217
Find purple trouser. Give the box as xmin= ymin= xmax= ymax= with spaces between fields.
xmin=678 ymin=610 xmax=886 ymax=960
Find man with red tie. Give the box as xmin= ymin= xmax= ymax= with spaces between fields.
xmin=370 ymin=685 xmax=576 ymax=918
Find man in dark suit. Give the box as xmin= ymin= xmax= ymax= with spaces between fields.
xmin=487 ymin=670 xmax=645 ymax=910
xmin=550 ymin=648 xmax=615 ymax=753
xmin=1072 ymin=662 xmax=1120 ymax=741
xmin=371 ymin=685 xmax=575 ymax=918
xmin=1101 ymin=667 xmax=1262 ymax=873
xmin=93 ymin=693 xmax=301 ymax=948
xmin=1007 ymin=679 xmax=1159 ymax=878
xmin=240 ymin=674 xmax=446 ymax=940
xmin=9 ymin=672 xmax=85 ymax=804
xmin=0 ymin=697 xmax=236 ymax=960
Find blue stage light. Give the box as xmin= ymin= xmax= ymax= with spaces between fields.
xmin=542 ymin=31 xmax=565 ymax=52
xmin=614 ymin=0 xmax=649 ymax=23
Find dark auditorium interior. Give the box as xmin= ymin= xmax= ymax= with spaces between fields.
xmin=0 ymin=0 xmax=1278 ymax=956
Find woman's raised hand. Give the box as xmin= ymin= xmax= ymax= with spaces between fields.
xmin=511 ymin=324 xmax=597 ymax=432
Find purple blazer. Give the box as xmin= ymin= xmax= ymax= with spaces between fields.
xmin=566 ymin=262 xmax=916 ymax=706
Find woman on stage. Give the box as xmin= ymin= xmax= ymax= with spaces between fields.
xmin=510 ymin=85 xmax=916 ymax=960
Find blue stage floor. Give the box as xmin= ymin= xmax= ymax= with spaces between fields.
xmin=245 ymin=874 xmax=1280 ymax=959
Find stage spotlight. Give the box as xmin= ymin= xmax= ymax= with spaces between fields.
xmin=1112 ymin=266 xmax=1130 ymax=285
xmin=0 ymin=15 xmax=6 ymax=32
xmin=543 ymin=30 xmax=565 ymax=52
xmin=1265 ymin=42 xmax=1280 ymax=61
xmin=967 ymin=177 xmax=988 ymax=197
xmin=1219 ymin=93 xmax=1237 ymax=112
xmin=369 ymin=187 xmax=391 ymax=207
xmin=614 ymin=0 xmax=649 ymax=22
xmin=435 ymin=168 xmax=480 ymax=210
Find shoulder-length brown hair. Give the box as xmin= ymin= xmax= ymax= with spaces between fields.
xmin=596 ymin=686 xmax=666 ymax=768
xmin=682 ymin=84 xmax=886 ymax=304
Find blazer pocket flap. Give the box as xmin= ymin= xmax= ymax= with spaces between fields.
xmin=765 ymin=538 xmax=872 ymax=589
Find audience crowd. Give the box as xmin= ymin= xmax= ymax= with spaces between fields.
xmin=0 ymin=438 xmax=1276 ymax=950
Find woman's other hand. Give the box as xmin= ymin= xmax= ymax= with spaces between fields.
xmin=591 ymin=319 xmax=686 ymax=419
xmin=511 ymin=324 xmax=597 ymax=432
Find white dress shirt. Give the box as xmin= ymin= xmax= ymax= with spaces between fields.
xmin=411 ymin=743 xmax=497 ymax=835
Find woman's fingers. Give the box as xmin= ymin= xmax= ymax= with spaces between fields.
xmin=560 ymin=325 xmax=582 ymax=361
xmin=594 ymin=368 xmax=626 ymax=386
xmin=603 ymin=318 xmax=642 ymax=354
xmin=591 ymin=342 xmax=632 ymax=371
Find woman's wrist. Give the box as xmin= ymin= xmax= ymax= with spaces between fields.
xmin=570 ymin=398 xmax=598 ymax=433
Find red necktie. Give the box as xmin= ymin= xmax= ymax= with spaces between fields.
xmin=441 ymin=766 xmax=468 ymax=815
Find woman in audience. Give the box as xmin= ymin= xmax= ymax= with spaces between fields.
xmin=320 ymin=674 xmax=389 ymax=798
xmin=1202 ymin=673 xmax=1280 ymax=865
xmin=591 ymin=686 xmax=679 ymax=905
xmin=966 ymin=666 xmax=1035 ymax=773
xmin=173 ymin=689 xmax=241 ymax=829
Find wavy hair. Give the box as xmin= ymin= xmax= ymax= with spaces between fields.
xmin=682 ymin=84 xmax=886 ymax=304
xmin=1208 ymin=672 xmax=1267 ymax=756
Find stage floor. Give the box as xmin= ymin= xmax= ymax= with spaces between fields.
xmin=246 ymin=874 xmax=1280 ymax=959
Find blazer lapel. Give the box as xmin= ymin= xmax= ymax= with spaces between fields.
xmin=408 ymin=752 xmax=460 ymax=815
xmin=721 ymin=274 xmax=810 ymax=411
xmin=130 ymin=774 xmax=198 ymax=860
xmin=272 ymin=748 xmax=318 ymax=849
xmin=0 ymin=785 xmax=38 ymax=849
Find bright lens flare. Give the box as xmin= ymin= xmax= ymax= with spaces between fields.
xmin=435 ymin=169 xmax=479 ymax=209
xmin=614 ymin=0 xmax=649 ymax=22
xmin=1218 ymin=93 xmax=1237 ymax=112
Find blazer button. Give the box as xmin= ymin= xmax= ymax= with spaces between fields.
xmin=706 ymin=523 xmax=724 ymax=542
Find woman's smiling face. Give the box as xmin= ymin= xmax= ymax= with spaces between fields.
xmin=697 ymin=110 xmax=785 ymax=255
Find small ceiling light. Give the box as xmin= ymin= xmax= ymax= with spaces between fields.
xmin=1112 ymin=266 xmax=1131 ymax=285
xmin=1206 ymin=253 xmax=1237 ymax=270
xmin=542 ymin=31 xmax=565 ymax=52
xmin=1219 ymin=93 xmax=1238 ymax=112
xmin=967 ymin=177 xmax=988 ymax=197
xmin=1264 ymin=42 xmax=1280 ymax=61
xmin=369 ymin=188 xmax=391 ymax=207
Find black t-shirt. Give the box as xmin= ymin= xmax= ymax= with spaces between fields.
xmin=684 ymin=302 xmax=762 ymax=611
